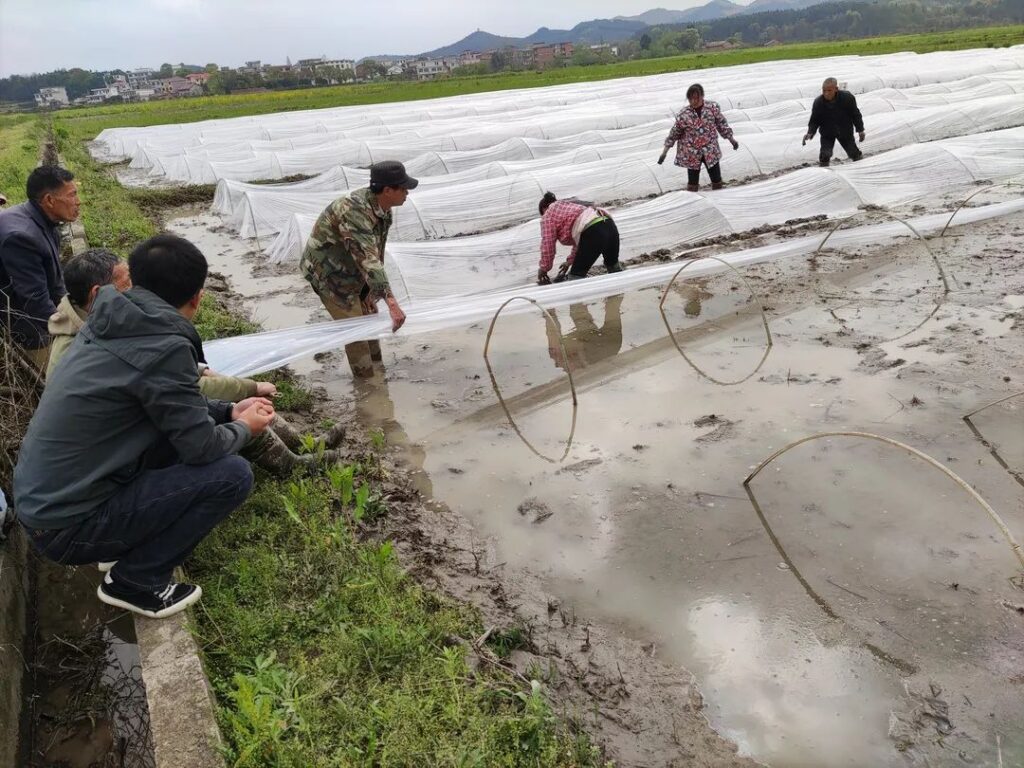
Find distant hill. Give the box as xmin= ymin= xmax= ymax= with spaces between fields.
xmin=617 ymin=0 xmax=839 ymax=26
xmin=418 ymin=18 xmax=648 ymax=58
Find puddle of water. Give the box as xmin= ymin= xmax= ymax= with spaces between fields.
xmin=174 ymin=211 xmax=1024 ymax=767
xmin=24 ymin=559 xmax=153 ymax=768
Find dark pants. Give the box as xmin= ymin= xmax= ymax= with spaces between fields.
xmin=22 ymin=456 xmax=253 ymax=590
xmin=570 ymin=219 xmax=620 ymax=278
xmin=819 ymin=133 xmax=862 ymax=165
xmin=687 ymin=162 xmax=722 ymax=187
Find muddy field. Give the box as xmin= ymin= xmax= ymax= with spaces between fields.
xmin=169 ymin=188 xmax=1024 ymax=767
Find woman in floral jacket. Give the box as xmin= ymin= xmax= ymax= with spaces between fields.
xmin=658 ymin=83 xmax=739 ymax=192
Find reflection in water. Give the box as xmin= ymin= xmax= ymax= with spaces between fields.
xmin=484 ymin=296 xmax=578 ymax=464
xmin=659 ymin=259 xmax=774 ymax=386
xmin=545 ymin=294 xmax=625 ymax=372
xmin=687 ymin=597 xmax=899 ymax=767
xmin=353 ymin=373 xmax=433 ymax=499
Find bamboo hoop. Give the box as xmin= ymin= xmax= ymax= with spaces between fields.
xmin=963 ymin=391 xmax=1024 ymax=489
xmin=813 ymin=210 xmax=950 ymax=342
xmin=744 ymin=431 xmax=1024 ymax=572
xmin=483 ymin=296 xmax=578 ymax=464
xmin=939 ymin=182 xmax=1024 ymax=238
xmin=658 ymin=255 xmax=773 ymax=386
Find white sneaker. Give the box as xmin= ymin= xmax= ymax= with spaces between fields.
xmin=97 ymin=561 xmax=117 ymax=573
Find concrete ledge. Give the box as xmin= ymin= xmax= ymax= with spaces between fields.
xmin=134 ymin=606 xmax=224 ymax=768
xmin=0 ymin=527 xmax=29 ymax=768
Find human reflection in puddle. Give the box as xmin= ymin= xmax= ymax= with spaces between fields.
xmin=545 ymin=294 xmax=625 ymax=372
xmin=674 ymin=278 xmax=715 ymax=318
xmin=352 ymin=372 xmax=433 ymax=499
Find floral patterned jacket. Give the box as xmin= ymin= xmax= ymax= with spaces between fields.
xmin=663 ymin=102 xmax=735 ymax=171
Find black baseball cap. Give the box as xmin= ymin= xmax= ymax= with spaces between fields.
xmin=369 ymin=160 xmax=418 ymax=190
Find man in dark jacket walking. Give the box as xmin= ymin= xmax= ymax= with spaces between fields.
xmin=14 ymin=234 xmax=275 ymax=618
xmin=803 ymin=78 xmax=866 ymax=167
xmin=0 ymin=166 xmax=79 ymax=369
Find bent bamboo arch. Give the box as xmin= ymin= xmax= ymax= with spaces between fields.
xmin=939 ymin=181 xmax=1024 ymax=237
xmin=813 ymin=211 xmax=950 ymax=342
xmin=483 ymin=296 xmax=579 ymax=464
xmin=963 ymin=391 xmax=1024 ymax=489
xmin=658 ymin=255 xmax=773 ymax=386
xmin=744 ymin=431 xmax=1024 ymax=571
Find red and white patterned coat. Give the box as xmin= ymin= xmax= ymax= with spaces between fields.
xmin=663 ymin=102 xmax=735 ymax=171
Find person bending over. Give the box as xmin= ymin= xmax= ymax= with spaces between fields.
xmin=15 ymin=234 xmax=275 ymax=619
xmin=537 ymin=192 xmax=623 ymax=285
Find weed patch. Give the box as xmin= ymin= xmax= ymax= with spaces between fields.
xmin=189 ymin=469 xmax=606 ymax=767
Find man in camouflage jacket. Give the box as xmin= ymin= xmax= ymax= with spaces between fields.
xmin=300 ymin=160 xmax=415 ymax=377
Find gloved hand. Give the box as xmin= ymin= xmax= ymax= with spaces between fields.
xmin=802 ymin=133 xmax=811 ymax=146
xmin=552 ymin=262 xmax=570 ymax=283
xmin=730 ymin=139 xmax=739 ymax=150
xmin=537 ymin=269 xmax=551 ymax=285
xmin=657 ymin=152 xmax=667 ymax=165
xmin=858 ymin=130 xmax=866 ymax=142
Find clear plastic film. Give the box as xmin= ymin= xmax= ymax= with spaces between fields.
xmin=93 ymin=47 xmax=1024 ymax=184
xmin=205 ymin=198 xmax=1024 ymax=377
xmin=226 ymin=88 xmax=1024 ymax=242
xmin=260 ymin=127 xmax=1024 ymax=307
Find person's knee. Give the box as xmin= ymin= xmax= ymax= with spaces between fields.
xmin=217 ymin=455 xmax=255 ymax=502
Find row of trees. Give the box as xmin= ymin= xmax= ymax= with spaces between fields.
xmin=637 ymin=0 xmax=1024 ymax=54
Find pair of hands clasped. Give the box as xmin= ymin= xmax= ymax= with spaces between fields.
xmin=657 ymin=138 xmax=739 ymax=165
xmin=232 ymin=397 xmax=276 ymax=435
xmin=803 ymin=130 xmax=866 ymax=145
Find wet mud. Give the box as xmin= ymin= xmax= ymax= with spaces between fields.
xmin=169 ymin=187 xmax=1024 ymax=767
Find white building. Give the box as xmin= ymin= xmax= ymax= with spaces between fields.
xmin=320 ymin=58 xmax=355 ymax=72
xmin=34 ymin=87 xmax=69 ymax=108
xmin=127 ymin=68 xmax=155 ymax=89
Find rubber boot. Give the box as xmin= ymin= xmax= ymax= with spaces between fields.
xmin=711 ymin=181 xmax=724 ymax=191
xmin=686 ymin=184 xmax=699 ymax=193
xmin=606 ymin=262 xmax=625 ymax=274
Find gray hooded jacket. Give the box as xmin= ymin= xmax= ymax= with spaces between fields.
xmin=14 ymin=285 xmax=250 ymax=529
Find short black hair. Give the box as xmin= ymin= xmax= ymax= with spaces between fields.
xmin=26 ymin=166 xmax=74 ymax=202
xmin=65 ymin=248 xmax=119 ymax=307
xmin=686 ymin=83 xmax=704 ymax=100
xmin=538 ymin=191 xmax=557 ymax=215
xmin=128 ymin=234 xmax=208 ymax=308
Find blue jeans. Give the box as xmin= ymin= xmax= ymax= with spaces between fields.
xmin=23 ymin=456 xmax=253 ymax=590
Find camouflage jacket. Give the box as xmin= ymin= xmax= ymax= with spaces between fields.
xmin=300 ymin=187 xmax=393 ymax=303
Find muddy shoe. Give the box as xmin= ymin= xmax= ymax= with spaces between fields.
xmin=97 ymin=561 xmax=117 ymax=573
xmin=606 ymin=262 xmax=625 ymax=274
xmin=296 ymin=449 xmax=342 ymax=468
xmin=323 ymin=423 xmax=347 ymax=449
xmin=97 ymin=573 xmax=202 ymax=619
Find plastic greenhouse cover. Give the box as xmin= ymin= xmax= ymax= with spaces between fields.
xmin=209 ymin=69 xmax=1024 ymax=219
xmin=128 ymin=65 xmax=1022 ymax=186
xmin=262 ymin=126 xmax=1024 ymax=283
xmin=226 ymin=91 xmax=1024 ymax=241
xmin=94 ymin=47 xmax=1024 ymax=184
xmin=204 ymin=197 xmax=1024 ymax=378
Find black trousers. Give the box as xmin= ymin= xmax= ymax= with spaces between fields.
xmin=570 ymin=219 xmax=620 ymax=278
xmin=819 ymin=133 xmax=862 ymax=165
xmin=687 ymin=161 xmax=722 ymax=186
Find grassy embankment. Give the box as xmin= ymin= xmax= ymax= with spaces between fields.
xmin=3 ymin=24 xmax=1020 ymax=763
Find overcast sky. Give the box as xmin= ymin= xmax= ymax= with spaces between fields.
xmin=0 ymin=0 xmax=724 ymax=77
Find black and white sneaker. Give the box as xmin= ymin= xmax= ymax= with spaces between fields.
xmin=97 ymin=573 xmax=202 ymax=619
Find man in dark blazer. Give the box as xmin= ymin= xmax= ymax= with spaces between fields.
xmin=0 ymin=166 xmax=80 ymax=370
xmin=803 ymin=78 xmax=866 ymax=168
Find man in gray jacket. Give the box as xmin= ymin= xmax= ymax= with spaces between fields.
xmin=14 ymin=234 xmax=275 ymax=618
xmin=0 ymin=166 xmax=79 ymax=369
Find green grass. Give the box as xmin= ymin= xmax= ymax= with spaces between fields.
xmin=0 ymin=116 xmax=44 ymax=205
xmin=188 ymin=468 xmax=605 ymax=767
